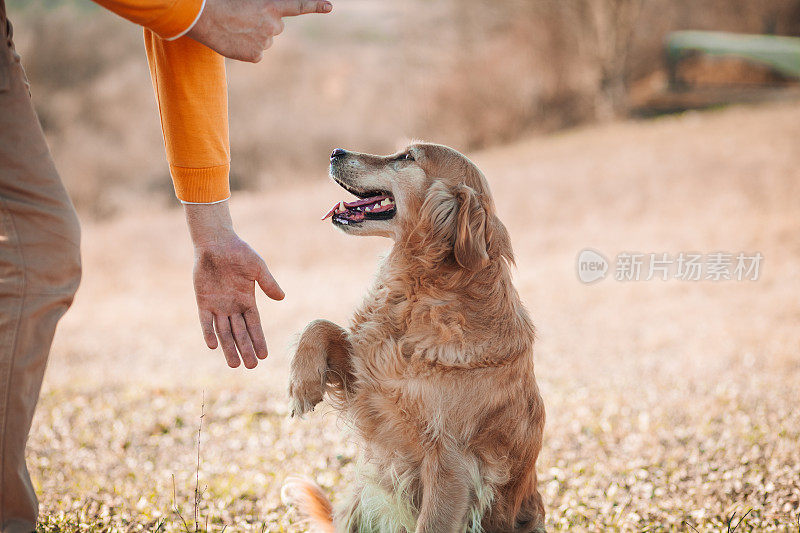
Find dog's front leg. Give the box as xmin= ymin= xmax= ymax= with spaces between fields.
xmin=289 ymin=319 xmax=354 ymax=417
xmin=415 ymin=451 xmax=473 ymax=533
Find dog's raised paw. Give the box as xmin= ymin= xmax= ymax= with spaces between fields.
xmin=289 ymin=397 xmax=317 ymax=418
xmin=288 ymin=378 xmax=323 ymax=417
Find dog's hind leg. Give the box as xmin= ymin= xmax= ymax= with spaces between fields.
xmin=289 ymin=319 xmax=354 ymax=417
xmin=512 ymin=490 xmax=546 ymax=533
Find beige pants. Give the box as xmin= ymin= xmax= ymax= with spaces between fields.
xmin=0 ymin=3 xmax=82 ymax=531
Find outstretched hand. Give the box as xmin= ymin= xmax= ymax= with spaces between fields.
xmin=185 ymin=202 xmax=284 ymax=369
xmin=188 ymin=0 xmax=333 ymax=62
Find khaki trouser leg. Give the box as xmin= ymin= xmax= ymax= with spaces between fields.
xmin=0 ymin=5 xmax=82 ymax=532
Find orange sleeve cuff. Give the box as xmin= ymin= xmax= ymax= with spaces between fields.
xmin=147 ymin=0 xmax=203 ymax=39
xmin=170 ymin=164 xmax=231 ymax=203
xmin=93 ymin=0 xmax=203 ymax=39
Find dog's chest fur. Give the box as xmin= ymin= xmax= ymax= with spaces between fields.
xmin=346 ymin=282 xmax=448 ymax=445
xmin=341 ymin=260 xmax=535 ymax=474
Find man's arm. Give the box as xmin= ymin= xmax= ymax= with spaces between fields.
xmin=144 ymin=34 xmax=277 ymax=369
xmin=91 ymin=0 xmax=331 ymax=367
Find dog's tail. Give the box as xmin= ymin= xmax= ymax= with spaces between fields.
xmin=281 ymin=476 xmax=335 ymax=533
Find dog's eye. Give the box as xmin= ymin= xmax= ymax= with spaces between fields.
xmin=398 ymin=153 xmax=415 ymax=162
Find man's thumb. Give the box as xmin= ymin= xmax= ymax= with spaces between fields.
xmin=257 ymin=262 xmax=285 ymax=300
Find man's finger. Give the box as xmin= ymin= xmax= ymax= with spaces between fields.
xmin=257 ymin=260 xmax=285 ymax=301
xmin=199 ymin=310 xmax=218 ymax=349
xmin=214 ymin=315 xmax=241 ymax=368
xmin=244 ymin=307 xmax=268 ymax=359
xmin=231 ymin=314 xmax=258 ymax=369
xmin=275 ymin=0 xmax=332 ymax=17
xmin=271 ymin=17 xmax=284 ymax=36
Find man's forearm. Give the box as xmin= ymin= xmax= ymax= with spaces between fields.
xmin=137 ymin=0 xmax=332 ymax=366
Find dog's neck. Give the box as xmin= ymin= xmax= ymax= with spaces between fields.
xmin=389 ymin=232 xmax=512 ymax=295
xmin=366 ymin=243 xmax=534 ymax=367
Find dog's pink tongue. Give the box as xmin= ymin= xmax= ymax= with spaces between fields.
xmin=321 ymin=195 xmax=391 ymax=220
xmin=322 ymin=202 xmax=344 ymax=220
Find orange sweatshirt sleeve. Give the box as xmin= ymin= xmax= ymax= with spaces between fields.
xmin=143 ymin=32 xmax=231 ymax=203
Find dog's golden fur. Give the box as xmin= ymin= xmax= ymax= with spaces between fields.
xmin=285 ymin=144 xmax=546 ymax=532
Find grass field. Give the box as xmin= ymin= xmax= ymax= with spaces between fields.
xmin=31 ymin=101 xmax=800 ymax=531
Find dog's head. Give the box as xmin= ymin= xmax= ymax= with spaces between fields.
xmin=324 ymin=143 xmax=512 ymax=271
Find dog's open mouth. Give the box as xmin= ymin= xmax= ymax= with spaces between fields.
xmin=322 ymin=193 xmax=396 ymax=225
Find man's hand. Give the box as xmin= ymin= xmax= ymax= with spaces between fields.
xmin=187 ymin=0 xmax=333 ymax=62
xmin=185 ymin=201 xmax=284 ymax=369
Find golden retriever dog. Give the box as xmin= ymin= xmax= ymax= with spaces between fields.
xmin=283 ymin=143 xmax=546 ymax=533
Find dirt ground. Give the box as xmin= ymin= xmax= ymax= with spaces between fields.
xmin=31 ymin=101 xmax=800 ymax=531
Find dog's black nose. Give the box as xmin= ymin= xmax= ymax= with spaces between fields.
xmin=330 ymin=148 xmax=347 ymax=161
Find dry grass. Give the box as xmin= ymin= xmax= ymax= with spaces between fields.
xmin=28 ymin=100 xmax=800 ymax=531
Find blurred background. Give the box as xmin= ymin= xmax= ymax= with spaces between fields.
xmin=7 ymin=0 xmax=800 ymax=531
xmin=9 ymin=0 xmax=800 ymax=217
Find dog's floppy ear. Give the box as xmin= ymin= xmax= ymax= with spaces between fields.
xmin=453 ymin=183 xmax=490 ymax=271
xmin=489 ymin=216 xmax=514 ymax=266
xmin=416 ymin=181 xmax=506 ymax=271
